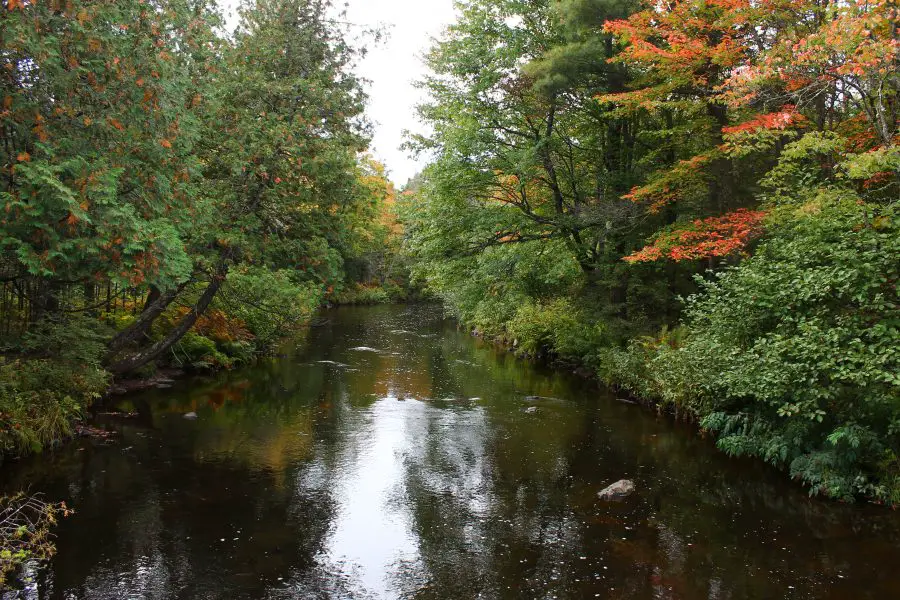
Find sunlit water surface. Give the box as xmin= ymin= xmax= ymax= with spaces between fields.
xmin=2 ymin=305 xmax=899 ymax=599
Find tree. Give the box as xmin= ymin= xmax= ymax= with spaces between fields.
xmin=606 ymin=0 xmax=898 ymax=262
xmin=413 ymin=0 xmax=643 ymax=275
xmin=1 ymin=0 xmax=220 ymax=321
xmin=106 ymin=0 xmax=372 ymax=373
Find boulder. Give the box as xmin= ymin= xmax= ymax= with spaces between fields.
xmin=597 ymin=479 xmax=635 ymax=501
xmin=183 ymin=412 xmax=198 ymax=420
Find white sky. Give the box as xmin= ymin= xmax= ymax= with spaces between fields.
xmin=219 ymin=0 xmax=458 ymax=186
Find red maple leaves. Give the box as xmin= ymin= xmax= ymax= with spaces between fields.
xmin=722 ymin=106 xmax=806 ymax=136
xmin=624 ymin=209 xmax=768 ymax=263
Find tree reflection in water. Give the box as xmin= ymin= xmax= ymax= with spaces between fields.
xmin=1 ymin=305 xmax=898 ymax=599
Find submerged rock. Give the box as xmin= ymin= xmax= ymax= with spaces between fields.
xmin=183 ymin=412 xmax=199 ymax=420
xmin=523 ymin=395 xmax=564 ymax=403
xmin=597 ymin=479 xmax=635 ymax=501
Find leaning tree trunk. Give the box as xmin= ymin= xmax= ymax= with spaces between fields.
xmin=106 ymin=281 xmax=191 ymax=358
xmin=107 ymin=266 xmax=227 ymax=376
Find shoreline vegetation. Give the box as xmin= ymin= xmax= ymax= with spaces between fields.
xmin=0 ymin=0 xmax=897 ymax=585
xmin=398 ymin=0 xmax=899 ymax=507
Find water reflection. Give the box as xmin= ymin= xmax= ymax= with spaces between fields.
xmin=1 ymin=305 xmax=899 ymax=599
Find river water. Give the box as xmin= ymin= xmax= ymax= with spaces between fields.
xmin=2 ymin=305 xmax=899 ymax=599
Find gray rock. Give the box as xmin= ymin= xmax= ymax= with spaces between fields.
xmin=523 ymin=406 xmax=538 ymax=414
xmin=183 ymin=412 xmax=198 ymax=420
xmin=597 ymin=479 xmax=635 ymax=501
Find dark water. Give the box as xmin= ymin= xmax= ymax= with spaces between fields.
xmin=2 ymin=305 xmax=899 ymax=599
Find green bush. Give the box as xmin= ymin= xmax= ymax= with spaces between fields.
xmin=333 ymin=284 xmax=391 ymax=305
xmin=0 ymin=359 xmax=106 ymax=459
xmin=217 ymin=267 xmax=322 ymax=349
xmin=218 ymin=340 xmax=256 ymax=365
xmin=170 ymin=332 xmax=233 ymax=371
xmin=506 ymin=298 xmax=606 ymax=361
xmin=639 ymin=200 xmax=900 ymax=502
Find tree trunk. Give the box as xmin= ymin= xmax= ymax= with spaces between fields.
xmin=106 ymin=281 xmax=190 ymax=358
xmin=107 ymin=268 xmax=225 ymax=375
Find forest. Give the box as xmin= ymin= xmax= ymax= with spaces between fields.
xmin=0 ymin=0 xmax=897 ymax=578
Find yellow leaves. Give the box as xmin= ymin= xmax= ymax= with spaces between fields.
xmin=2 ymin=96 xmax=11 ymax=110
xmin=136 ymin=77 xmax=145 ymax=87
xmin=16 ymin=151 xmax=30 ymax=162
xmin=88 ymin=38 xmax=102 ymax=52
xmin=159 ymin=139 xmax=172 ymax=149
xmin=108 ymin=118 xmax=125 ymax=131
xmin=76 ymin=9 xmax=89 ymax=25
xmin=6 ymin=0 xmax=24 ymax=10
xmin=83 ymin=117 xmax=92 ymax=126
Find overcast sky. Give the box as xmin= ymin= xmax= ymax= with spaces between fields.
xmin=219 ymin=0 xmax=458 ymax=186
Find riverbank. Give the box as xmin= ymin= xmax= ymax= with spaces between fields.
xmin=444 ymin=247 xmax=900 ymax=508
xmin=0 ymin=291 xmax=417 ymax=466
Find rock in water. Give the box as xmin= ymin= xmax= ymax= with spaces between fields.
xmin=183 ymin=412 xmax=198 ymax=420
xmin=523 ymin=406 xmax=538 ymax=414
xmin=597 ymin=479 xmax=635 ymax=501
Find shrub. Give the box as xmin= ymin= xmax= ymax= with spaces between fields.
xmin=169 ymin=332 xmax=233 ymax=371
xmin=651 ymin=200 xmax=899 ymax=502
xmin=216 ymin=267 xmax=322 ymax=349
xmin=507 ymin=298 xmax=606 ymax=361
xmin=0 ymin=359 xmax=106 ymax=458
xmin=333 ymin=283 xmax=391 ymax=305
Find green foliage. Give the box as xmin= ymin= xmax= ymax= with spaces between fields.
xmin=405 ymin=0 xmax=899 ymax=505
xmin=507 ymin=298 xmax=606 ymax=360
xmin=216 ymin=267 xmax=323 ymax=350
xmin=21 ymin=314 xmax=111 ymax=367
xmin=0 ymin=0 xmax=220 ymax=290
xmin=333 ymin=284 xmax=395 ymax=305
xmin=0 ymin=358 xmax=106 ymax=458
xmin=170 ymin=331 xmax=232 ymax=372
xmin=628 ymin=200 xmax=900 ymax=502
xmin=1 ymin=0 xmax=381 ymax=381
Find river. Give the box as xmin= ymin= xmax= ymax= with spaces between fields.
xmin=2 ymin=305 xmax=899 ymax=599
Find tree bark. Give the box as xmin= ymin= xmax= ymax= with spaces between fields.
xmin=106 ymin=280 xmax=190 ymax=358
xmin=107 ymin=267 xmax=226 ymax=375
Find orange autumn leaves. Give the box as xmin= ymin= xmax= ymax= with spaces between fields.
xmin=721 ymin=106 xmax=806 ymax=136
xmin=601 ymin=0 xmax=895 ymax=262
xmin=624 ymin=210 xmax=769 ymax=263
